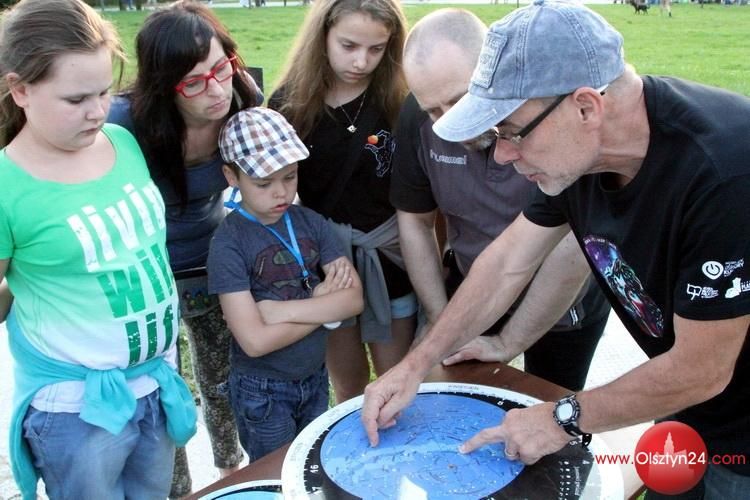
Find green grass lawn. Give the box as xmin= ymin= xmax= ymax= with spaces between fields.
xmin=108 ymin=3 xmax=750 ymax=96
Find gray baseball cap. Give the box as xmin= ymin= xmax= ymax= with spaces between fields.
xmin=433 ymin=0 xmax=625 ymax=142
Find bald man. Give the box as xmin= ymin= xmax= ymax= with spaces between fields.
xmin=390 ymin=9 xmax=610 ymax=391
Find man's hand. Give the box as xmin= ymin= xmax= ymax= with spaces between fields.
xmin=442 ymin=335 xmax=510 ymax=366
xmin=460 ymin=402 xmax=572 ymax=464
xmin=314 ymin=258 xmax=354 ymax=297
xmin=361 ymin=361 xmax=423 ymax=447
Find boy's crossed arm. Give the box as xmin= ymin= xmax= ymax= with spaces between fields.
xmin=257 ymin=257 xmax=363 ymax=325
xmin=219 ymin=257 xmax=364 ymax=357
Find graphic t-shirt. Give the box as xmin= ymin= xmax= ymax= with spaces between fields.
xmin=524 ymin=77 xmax=750 ymax=471
xmin=391 ymin=93 xmax=538 ymax=275
xmin=0 ymin=124 xmax=179 ymax=410
xmin=207 ymin=205 xmax=344 ymax=380
xmin=390 ymin=93 xmax=609 ymax=329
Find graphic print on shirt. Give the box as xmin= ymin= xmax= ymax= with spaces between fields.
xmin=584 ymin=236 xmax=664 ymax=338
xmin=364 ymin=130 xmax=395 ymax=178
xmin=252 ymin=238 xmax=320 ymax=300
xmin=67 ymin=181 xmax=177 ymax=365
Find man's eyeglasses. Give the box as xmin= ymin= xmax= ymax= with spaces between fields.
xmin=497 ymin=93 xmax=570 ymax=146
xmin=175 ymin=56 xmax=238 ymax=98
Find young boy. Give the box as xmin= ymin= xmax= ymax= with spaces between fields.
xmin=208 ymin=107 xmax=364 ymax=463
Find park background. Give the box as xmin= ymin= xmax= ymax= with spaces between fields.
xmin=1 ymin=0 xmax=749 ymax=498
xmin=103 ymin=1 xmax=750 ymax=95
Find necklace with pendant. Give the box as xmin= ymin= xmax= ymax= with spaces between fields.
xmin=339 ymin=89 xmax=367 ymax=133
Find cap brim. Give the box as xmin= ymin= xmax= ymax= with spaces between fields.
xmin=238 ymin=144 xmax=310 ymax=178
xmin=433 ymin=92 xmax=526 ymax=143
xmin=289 ymin=146 xmax=310 ymax=165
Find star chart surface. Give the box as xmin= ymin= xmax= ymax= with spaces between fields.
xmin=281 ymin=383 xmax=623 ymax=499
xmin=321 ymin=393 xmax=524 ymax=499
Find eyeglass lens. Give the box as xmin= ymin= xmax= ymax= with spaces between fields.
xmin=179 ymin=58 xmax=236 ymax=97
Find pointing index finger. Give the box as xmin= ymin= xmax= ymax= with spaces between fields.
xmin=459 ymin=424 xmax=506 ymax=455
xmin=361 ymin=392 xmax=385 ymax=447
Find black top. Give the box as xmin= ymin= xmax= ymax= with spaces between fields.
xmin=525 ymin=76 xmax=750 ymax=471
xmin=270 ymin=89 xmax=412 ymax=299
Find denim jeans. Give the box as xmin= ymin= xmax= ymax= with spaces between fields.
xmin=703 ymin=463 xmax=750 ymax=499
xmin=645 ymin=463 xmax=750 ymax=500
xmin=23 ymin=389 xmax=175 ymax=500
xmin=228 ymin=365 xmax=329 ymax=463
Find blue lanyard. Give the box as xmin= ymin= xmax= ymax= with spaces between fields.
xmin=224 ymin=188 xmax=312 ymax=293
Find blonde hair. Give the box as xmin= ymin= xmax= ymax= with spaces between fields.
xmin=0 ymin=0 xmax=124 ymax=147
xmin=274 ymin=0 xmax=407 ymax=138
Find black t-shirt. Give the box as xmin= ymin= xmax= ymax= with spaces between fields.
xmin=524 ymin=76 xmax=750 ymax=471
xmin=269 ymin=89 xmax=412 ymax=299
xmin=391 ymin=93 xmax=609 ymax=330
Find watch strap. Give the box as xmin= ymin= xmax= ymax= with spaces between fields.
xmin=554 ymin=394 xmax=592 ymax=449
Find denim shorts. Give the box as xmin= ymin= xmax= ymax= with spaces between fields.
xmin=228 ymin=365 xmax=329 ymax=463
xmin=391 ymin=292 xmax=418 ymax=319
xmin=22 ymin=389 xmax=174 ymax=500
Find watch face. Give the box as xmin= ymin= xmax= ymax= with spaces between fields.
xmin=556 ymin=401 xmax=574 ymax=421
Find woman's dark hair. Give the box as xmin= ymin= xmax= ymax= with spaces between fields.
xmin=130 ymin=0 xmax=257 ymax=207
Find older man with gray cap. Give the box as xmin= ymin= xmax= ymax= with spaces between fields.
xmin=363 ymin=1 xmax=750 ymax=496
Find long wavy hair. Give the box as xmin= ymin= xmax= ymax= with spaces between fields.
xmin=274 ymin=0 xmax=407 ymax=139
xmin=0 ymin=0 xmax=123 ymax=147
xmin=129 ymin=0 xmax=257 ymax=207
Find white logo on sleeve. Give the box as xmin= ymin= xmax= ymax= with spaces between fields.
xmin=725 ymin=277 xmax=742 ymax=299
xmin=686 ymin=284 xmax=719 ymax=301
xmin=702 ymin=261 xmax=724 ymax=280
xmin=724 ymin=259 xmax=744 ymax=277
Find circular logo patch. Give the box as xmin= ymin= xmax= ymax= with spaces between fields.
xmin=701 ymin=261 xmax=723 ymax=279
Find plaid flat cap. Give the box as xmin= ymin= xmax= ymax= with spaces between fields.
xmin=219 ymin=107 xmax=309 ymax=178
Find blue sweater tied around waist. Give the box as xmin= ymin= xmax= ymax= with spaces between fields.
xmin=6 ymin=310 xmax=197 ymax=499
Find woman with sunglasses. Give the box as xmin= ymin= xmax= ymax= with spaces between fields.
xmin=107 ymin=1 xmax=262 ymax=497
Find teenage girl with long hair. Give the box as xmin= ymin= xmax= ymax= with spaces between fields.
xmin=270 ymin=0 xmax=415 ymax=403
